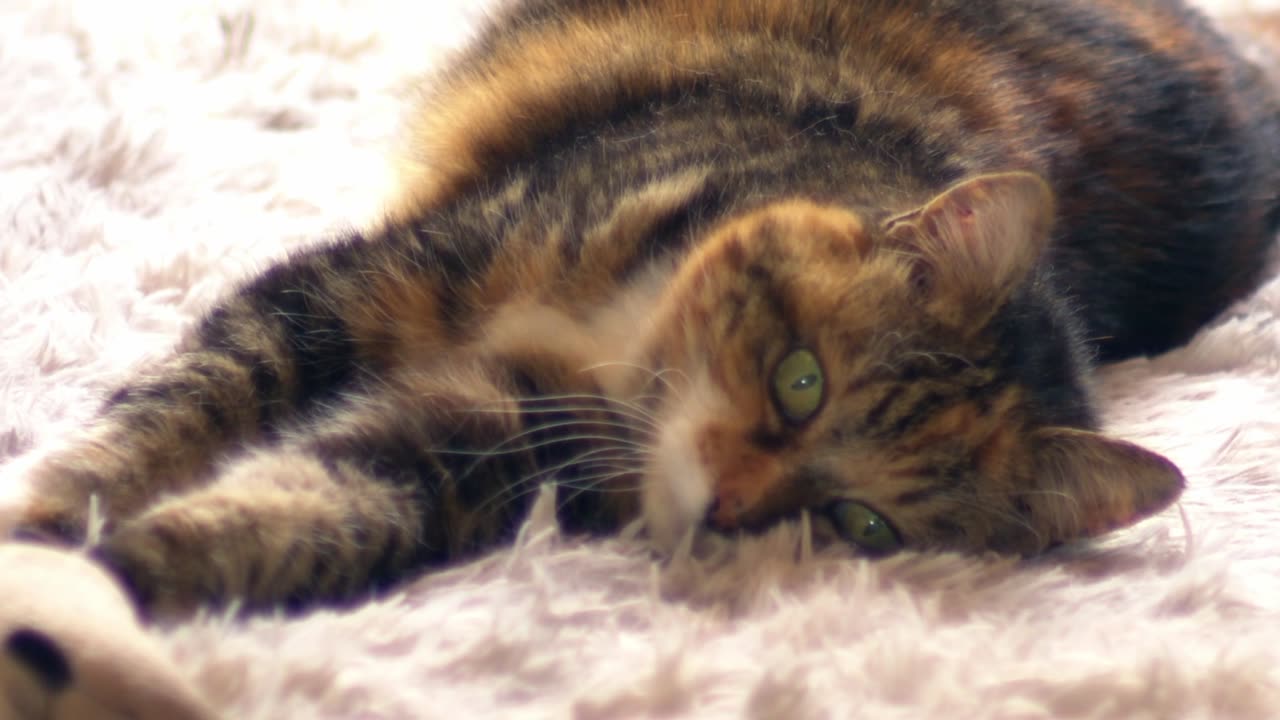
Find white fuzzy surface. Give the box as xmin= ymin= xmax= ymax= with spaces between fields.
xmin=2 ymin=1 xmax=1280 ymax=717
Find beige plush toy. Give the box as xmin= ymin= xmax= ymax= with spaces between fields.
xmin=0 ymin=542 xmax=219 ymax=720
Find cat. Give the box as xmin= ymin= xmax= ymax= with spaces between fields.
xmin=9 ymin=0 xmax=1280 ymax=619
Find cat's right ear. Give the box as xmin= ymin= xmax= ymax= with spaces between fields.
xmin=883 ymin=172 xmax=1055 ymax=304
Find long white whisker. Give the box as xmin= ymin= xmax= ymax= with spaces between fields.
xmin=929 ymin=490 xmax=1045 ymax=547
xmin=469 ymin=417 xmax=645 ymax=458
xmin=453 ymin=430 xmax=649 ymax=488
xmin=426 ymin=431 xmax=638 ymax=464
xmin=576 ymin=361 xmax=689 ymax=406
xmin=555 ymin=470 xmax=644 ymax=495
xmin=554 ymin=471 xmax=646 ymax=516
xmin=473 ymin=403 xmax=658 ymax=434
xmin=468 ymin=443 xmax=644 ymax=518
xmin=474 ymin=392 xmax=661 ymax=432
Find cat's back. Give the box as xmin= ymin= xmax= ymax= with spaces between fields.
xmin=399 ymin=0 xmax=1280 ymax=359
xmin=409 ymin=0 xmax=1273 ymax=210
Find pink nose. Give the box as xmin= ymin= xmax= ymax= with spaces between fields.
xmin=695 ymin=425 xmax=779 ymax=532
xmin=706 ymin=486 xmax=750 ymax=531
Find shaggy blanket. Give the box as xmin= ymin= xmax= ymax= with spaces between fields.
xmin=2 ymin=0 xmax=1279 ymax=717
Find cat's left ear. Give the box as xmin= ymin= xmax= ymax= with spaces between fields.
xmin=1021 ymin=427 xmax=1185 ymax=552
xmin=884 ymin=171 xmax=1055 ymax=302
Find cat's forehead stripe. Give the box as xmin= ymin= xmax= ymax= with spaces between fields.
xmin=893 ymin=485 xmax=946 ymax=507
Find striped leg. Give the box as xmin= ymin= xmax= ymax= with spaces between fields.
xmin=93 ymin=447 xmax=429 ymax=618
xmin=90 ymin=363 xmax=561 ymax=617
xmin=15 ymin=232 xmax=404 ymax=543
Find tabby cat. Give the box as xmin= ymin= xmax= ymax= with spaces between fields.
xmin=10 ymin=0 xmax=1280 ymax=618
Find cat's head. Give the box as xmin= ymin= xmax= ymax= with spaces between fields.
xmin=636 ymin=172 xmax=1184 ymax=556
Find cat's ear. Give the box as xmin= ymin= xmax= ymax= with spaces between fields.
xmin=884 ymin=171 xmax=1055 ymax=301
xmin=1021 ymin=427 xmax=1185 ymax=551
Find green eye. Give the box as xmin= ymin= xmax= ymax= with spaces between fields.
xmin=829 ymin=501 xmax=902 ymax=555
xmin=771 ymin=348 xmax=825 ymax=424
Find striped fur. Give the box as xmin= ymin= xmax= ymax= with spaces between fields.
xmin=14 ymin=0 xmax=1280 ymax=617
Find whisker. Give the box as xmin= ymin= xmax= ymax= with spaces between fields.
xmin=554 ymin=470 xmax=646 ymax=514
xmin=922 ymin=489 xmax=1045 ymax=547
xmin=576 ymin=361 xmax=689 ymax=405
xmin=467 ymin=443 xmax=646 ymax=518
xmin=473 ymin=402 xmax=659 ymax=435
xmin=555 ymin=461 xmax=646 ymax=488
xmin=465 ymin=417 xmax=647 ymax=458
xmin=892 ymin=350 xmax=976 ymax=370
xmin=454 ymin=429 xmax=649 ymax=489
xmin=429 ymin=386 xmax=667 ymax=532
xmin=473 ymin=392 xmax=661 ymax=432
xmin=1008 ymin=488 xmax=1083 ymax=537
xmin=515 ymin=447 xmax=647 ymax=487
xmin=420 ymin=428 xmax=641 ymax=461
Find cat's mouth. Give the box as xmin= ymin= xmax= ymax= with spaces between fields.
xmin=640 ymin=427 xmax=808 ymax=550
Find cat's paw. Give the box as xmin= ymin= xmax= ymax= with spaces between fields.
xmin=1 ymin=457 xmax=93 ymax=546
xmin=0 ymin=542 xmax=218 ymax=719
xmin=91 ymin=517 xmax=229 ymax=619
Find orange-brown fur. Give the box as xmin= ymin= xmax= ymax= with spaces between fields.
xmin=11 ymin=0 xmax=1280 ymax=617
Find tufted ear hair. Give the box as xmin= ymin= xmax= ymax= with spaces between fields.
xmin=884 ymin=171 xmax=1056 ymax=302
xmin=1020 ymin=427 xmax=1185 ymax=552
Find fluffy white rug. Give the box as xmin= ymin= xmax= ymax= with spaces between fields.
xmin=3 ymin=0 xmax=1280 ymax=717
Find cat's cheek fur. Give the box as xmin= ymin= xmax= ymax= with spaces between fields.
xmin=641 ymin=383 xmax=727 ymax=551
xmin=643 ymin=416 xmax=712 ymax=552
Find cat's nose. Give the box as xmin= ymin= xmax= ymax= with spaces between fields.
xmin=695 ymin=426 xmax=778 ymax=531
xmin=704 ymin=464 xmax=778 ymax=531
xmin=705 ymin=494 xmax=745 ymax=531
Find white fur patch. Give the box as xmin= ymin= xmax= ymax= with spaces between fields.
xmin=643 ymin=409 xmax=714 ymax=553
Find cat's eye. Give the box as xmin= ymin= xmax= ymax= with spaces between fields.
xmin=828 ymin=501 xmax=902 ymax=555
xmin=771 ymin=348 xmax=825 ymax=424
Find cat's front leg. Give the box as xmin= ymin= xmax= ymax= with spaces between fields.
xmin=91 ymin=446 xmax=431 ymax=618
xmin=14 ymin=343 xmax=275 ymax=544
xmin=12 ymin=234 xmax=412 ymax=544
xmin=89 ymin=363 xmax=559 ymax=617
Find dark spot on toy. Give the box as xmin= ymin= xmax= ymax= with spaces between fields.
xmin=6 ymin=627 xmax=73 ymax=692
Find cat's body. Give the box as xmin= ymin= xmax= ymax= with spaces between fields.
xmin=10 ymin=0 xmax=1280 ymax=616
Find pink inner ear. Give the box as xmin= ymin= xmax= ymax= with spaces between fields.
xmin=933 ymin=198 xmax=980 ymax=259
xmin=884 ymin=172 xmax=1054 ymax=301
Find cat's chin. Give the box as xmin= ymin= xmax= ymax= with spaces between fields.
xmin=641 ymin=414 xmax=713 ymax=554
